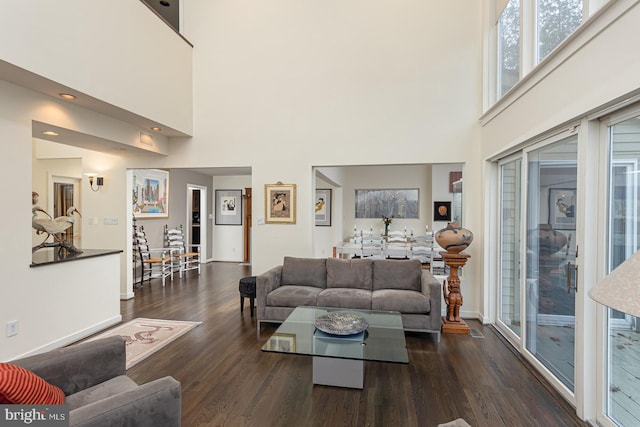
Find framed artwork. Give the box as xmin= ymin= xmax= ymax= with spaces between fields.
xmin=215 ymin=190 xmax=242 ymax=225
xmin=315 ymin=189 xmax=332 ymax=226
xmin=354 ymin=189 xmax=419 ymax=219
xmin=265 ymin=182 xmax=296 ymax=224
xmin=264 ymin=333 xmax=296 ymax=352
xmin=131 ymin=169 xmax=169 ymax=218
xmin=433 ymin=201 xmax=452 ymax=221
xmin=549 ymin=188 xmax=576 ymax=230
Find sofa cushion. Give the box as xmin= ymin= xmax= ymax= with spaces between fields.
xmin=266 ymin=285 xmax=323 ymax=307
xmin=372 ymin=259 xmax=421 ymax=291
xmin=372 ymin=289 xmax=430 ymax=314
xmin=317 ymin=288 xmax=372 ymax=310
xmin=282 ymin=257 xmax=327 ymax=288
xmin=65 ymin=375 xmax=138 ymax=410
xmin=0 ymin=363 xmax=65 ymax=404
xmin=326 ymin=258 xmax=373 ymax=290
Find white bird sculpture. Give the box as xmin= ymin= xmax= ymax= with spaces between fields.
xmin=33 ymin=206 xmax=81 ymax=243
xmin=32 ymin=206 xmax=52 ymax=236
xmin=32 ymin=206 xmax=83 ymax=254
xmin=55 ymin=206 xmax=82 ymax=226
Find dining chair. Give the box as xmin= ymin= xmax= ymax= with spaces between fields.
xmin=135 ymin=226 xmax=172 ymax=287
xmin=164 ymin=224 xmax=201 ymax=278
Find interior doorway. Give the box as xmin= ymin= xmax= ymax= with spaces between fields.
xmin=187 ymin=185 xmax=207 ymax=262
xmin=243 ymin=188 xmax=252 ymax=264
xmin=50 ymin=175 xmax=81 ymax=248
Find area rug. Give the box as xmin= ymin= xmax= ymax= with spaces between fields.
xmin=86 ymin=318 xmax=201 ymax=369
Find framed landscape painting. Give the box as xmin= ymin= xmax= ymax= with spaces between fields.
xmin=265 ymin=182 xmax=296 ymax=224
xmin=215 ymin=189 xmax=242 ymax=225
xmin=315 ymin=189 xmax=332 ymax=226
xmin=355 ymin=188 xmax=419 ymax=219
xmin=131 ymin=169 xmax=169 ymax=218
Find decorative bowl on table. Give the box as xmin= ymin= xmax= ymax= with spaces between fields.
xmin=314 ymin=311 xmax=369 ymax=336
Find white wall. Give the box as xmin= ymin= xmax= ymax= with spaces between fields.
xmin=0 ymin=80 xmax=154 ymax=359
xmin=2 ymin=0 xmax=486 ymax=358
xmin=176 ymin=0 xmax=484 ymax=277
xmin=1 ymin=0 xmax=193 ymax=135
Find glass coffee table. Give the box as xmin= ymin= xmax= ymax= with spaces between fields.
xmin=261 ymin=306 xmax=408 ymax=389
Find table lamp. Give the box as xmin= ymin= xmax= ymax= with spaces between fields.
xmin=588 ymin=249 xmax=640 ymax=317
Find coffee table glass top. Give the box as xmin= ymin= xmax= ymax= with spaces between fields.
xmin=261 ymin=306 xmax=408 ymax=363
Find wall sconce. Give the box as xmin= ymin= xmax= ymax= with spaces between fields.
xmin=86 ymin=174 xmax=104 ymax=192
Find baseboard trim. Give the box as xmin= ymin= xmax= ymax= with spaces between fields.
xmin=121 ymin=291 xmax=135 ymax=300
xmin=9 ymin=315 xmax=122 ymax=361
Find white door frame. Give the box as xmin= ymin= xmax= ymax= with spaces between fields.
xmin=48 ymin=174 xmax=81 ymax=247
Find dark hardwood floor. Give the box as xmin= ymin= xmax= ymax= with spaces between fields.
xmin=123 ymin=262 xmax=588 ymax=427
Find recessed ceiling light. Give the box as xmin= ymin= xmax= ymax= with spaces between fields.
xmin=59 ymin=93 xmax=76 ymax=100
xmin=150 ymin=127 xmax=162 ymax=132
xmin=160 ymin=1 xmax=170 ymax=6
xmin=42 ymin=131 xmax=59 ymax=136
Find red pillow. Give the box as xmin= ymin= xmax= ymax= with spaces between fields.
xmin=0 ymin=363 xmax=65 ymax=404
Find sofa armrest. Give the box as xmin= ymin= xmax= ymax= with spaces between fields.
xmin=256 ymin=265 xmax=283 ymax=319
xmin=70 ymin=376 xmax=181 ymax=427
xmin=13 ymin=336 xmax=126 ymax=396
xmin=421 ymin=270 xmax=442 ymax=330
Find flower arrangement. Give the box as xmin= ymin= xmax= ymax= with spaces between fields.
xmin=381 ymin=215 xmax=393 ymax=236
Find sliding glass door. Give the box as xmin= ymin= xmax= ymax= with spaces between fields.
xmin=499 ymin=158 xmax=522 ymax=337
xmin=604 ymin=116 xmax=640 ymax=426
xmin=497 ymin=136 xmax=578 ymax=393
xmin=525 ymin=136 xmax=578 ymax=392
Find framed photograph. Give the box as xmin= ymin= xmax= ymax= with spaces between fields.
xmin=433 ymin=201 xmax=452 ymax=221
xmin=549 ymin=188 xmax=576 ymax=230
xmin=315 ymin=189 xmax=332 ymax=226
xmin=354 ymin=189 xmax=419 ymax=219
xmin=131 ymin=169 xmax=169 ymax=218
xmin=265 ymin=182 xmax=296 ymax=224
xmin=264 ymin=333 xmax=296 ymax=352
xmin=215 ymin=190 xmax=242 ymax=225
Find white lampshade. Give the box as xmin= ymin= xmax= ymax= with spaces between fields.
xmin=589 ymin=250 xmax=640 ymax=317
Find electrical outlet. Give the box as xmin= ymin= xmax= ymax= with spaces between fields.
xmin=7 ymin=320 xmax=18 ymax=337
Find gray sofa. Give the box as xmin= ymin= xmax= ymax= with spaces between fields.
xmin=257 ymin=257 xmax=442 ymax=340
xmin=12 ymin=335 xmax=181 ymax=427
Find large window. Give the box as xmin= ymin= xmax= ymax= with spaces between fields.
xmin=537 ymin=0 xmax=583 ymax=62
xmin=498 ymin=0 xmax=521 ymax=97
xmin=496 ymin=0 xmax=585 ymax=101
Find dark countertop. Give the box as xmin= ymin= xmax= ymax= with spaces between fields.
xmin=31 ymin=248 xmax=123 ymax=267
